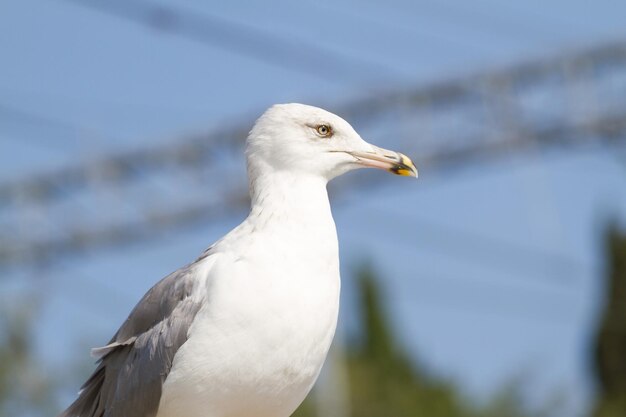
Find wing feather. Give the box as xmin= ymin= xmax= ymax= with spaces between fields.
xmin=59 ymin=262 xmax=207 ymax=417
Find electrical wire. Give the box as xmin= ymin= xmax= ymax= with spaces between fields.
xmin=0 ymin=103 xmax=79 ymax=149
xmin=62 ymin=0 xmax=403 ymax=83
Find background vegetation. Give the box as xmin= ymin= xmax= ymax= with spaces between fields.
xmin=2 ymin=225 xmax=625 ymax=417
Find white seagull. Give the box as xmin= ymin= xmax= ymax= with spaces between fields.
xmin=60 ymin=103 xmax=417 ymax=417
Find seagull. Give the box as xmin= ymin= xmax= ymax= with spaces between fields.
xmin=60 ymin=103 xmax=417 ymax=417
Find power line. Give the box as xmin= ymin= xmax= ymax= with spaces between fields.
xmin=413 ymin=0 xmax=566 ymax=44
xmin=357 ymin=208 xmax=587 ymax=288
xmin=0 ymin=103 xmax=78 ymax=133
xmin=0 ymin=189 xmax=249 ymax=269
xmin=63 ymin=0 xmax=402 ymax=83
xmin=0 ymin=103 xmax=80 ymax=149
xmin=2 ymin=40 xmax=625 ymax=209
xmin=1 ymin=107 xmax=623 ymax=271
xmin=1 ymin=40 xmax=626 ymax=268
xmin=399 ymin=270 xmax=577 ymax=324
xmin=303 ymin=0 xmax=496 ymax=55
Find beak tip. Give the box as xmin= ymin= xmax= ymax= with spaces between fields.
xmin=347 ymin=148 xmax=418 ymax=179
xmin=398 ymin=153 xmax=418 ymax=179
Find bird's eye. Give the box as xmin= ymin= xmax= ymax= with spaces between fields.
xmin=316 ymin=124 xmax=332 ymax=137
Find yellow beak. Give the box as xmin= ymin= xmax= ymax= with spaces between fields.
xmin=348 ymin=146 xmax=418 ymax=178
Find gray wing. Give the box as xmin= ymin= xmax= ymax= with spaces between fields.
xmin=59 ymin=263 xmax=206 ymax=417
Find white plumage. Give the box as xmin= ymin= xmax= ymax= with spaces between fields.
xmin=61 ymin=103 xmax=416 ymax=417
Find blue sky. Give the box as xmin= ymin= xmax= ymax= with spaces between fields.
xmin=2 ymin=0 xmax=626 ymax=415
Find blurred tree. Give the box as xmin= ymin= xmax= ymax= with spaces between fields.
xmin=1 ymin=266 xmax=559 ymax=417
xmin=294 ymin=265 xmax=551 ymax=417
xmin=344 ymin=266 xmax=469 ymax=417
xmin=592 ymin=226 xmax=626 ymax=417
xmin=0 ymin=297 xmax=57 ymax=417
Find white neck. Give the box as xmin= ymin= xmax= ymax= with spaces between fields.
xmin=247 ymin=170 xmax=333 ymax=232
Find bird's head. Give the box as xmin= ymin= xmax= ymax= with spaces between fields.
xmin=246 ymin=103 xmax=417 ymax=181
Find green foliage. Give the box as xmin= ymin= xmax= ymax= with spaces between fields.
xmin=344 ymin=266 xmax=469 ymax=417
xmin=592 ymin=226 xmax=626 ymax=417
xmin=0 ymin=297 xmax=57 ymax=417
xmin=294 ymin=265 xmax=557 ymax=417
xmin=0 ymin=264 xmax=573 ymax=417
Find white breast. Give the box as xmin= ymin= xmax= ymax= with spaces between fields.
xmin=156 ymin=210 xmax=341 ymax=417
